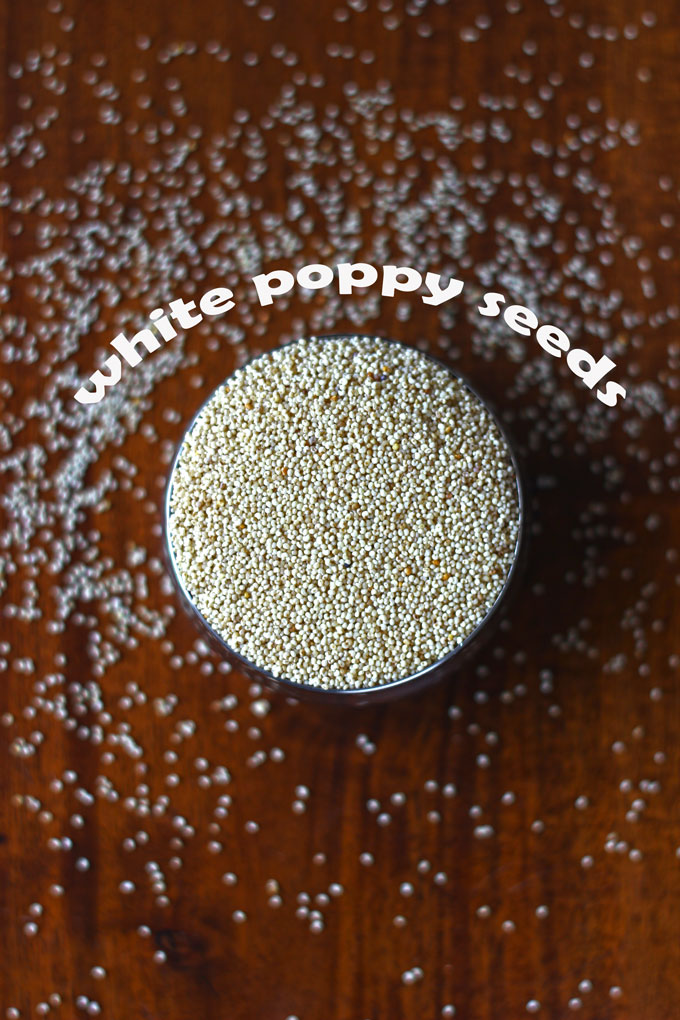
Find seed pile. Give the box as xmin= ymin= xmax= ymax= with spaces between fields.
xmin=169 ymin=336 xmax=520 ymax=688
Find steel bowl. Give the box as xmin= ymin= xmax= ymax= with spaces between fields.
xmin=163 ymin=334 xmax=528 ymax=706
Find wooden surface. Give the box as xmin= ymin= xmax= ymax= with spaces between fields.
xmin=1 ymin=1 xmax=679 ymax=1018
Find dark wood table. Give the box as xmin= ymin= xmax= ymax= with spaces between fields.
xmin=1 ymin=1 xmax=679 ymax=1018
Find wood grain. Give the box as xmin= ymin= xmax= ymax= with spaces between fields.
xmin=1 ymin=2 xmax=679 ymax=1019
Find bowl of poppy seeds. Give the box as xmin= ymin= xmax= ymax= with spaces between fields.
xmin=165 ymin=334 xmax=525 ymax=704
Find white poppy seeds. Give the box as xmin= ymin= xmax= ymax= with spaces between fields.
xmin=168 ymin=335 xmax=520 ymax=689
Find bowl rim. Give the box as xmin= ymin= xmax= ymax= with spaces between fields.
xmin=163 ymin=332 xmax=527 ymax=700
